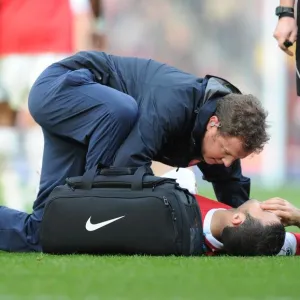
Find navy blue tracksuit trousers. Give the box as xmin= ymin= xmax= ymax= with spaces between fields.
xmin=0 ymin=64 xmax=138 ymax=251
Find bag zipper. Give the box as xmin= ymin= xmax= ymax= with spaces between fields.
xmin=162 ymin=196 xmax=178 ymax=240
xmin=66 ymin=178 xmax=176 ymax=190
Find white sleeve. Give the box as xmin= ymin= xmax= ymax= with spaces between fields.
xmin=162 ymin=168 xmax=197 ymax=194
xmin=277 ymin=232 xmax=297 ymax=256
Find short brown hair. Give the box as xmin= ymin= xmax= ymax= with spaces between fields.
xmin=222 ymin=213 xmax=285 ymax=256
xmin=215 ymin=94 xmax=269 ymax=153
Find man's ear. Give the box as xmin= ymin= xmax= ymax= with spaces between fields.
xmin=231 ymin=212 xmax=246 ymax=226
xmin=206 ymin=115 xmax=220 ymax=131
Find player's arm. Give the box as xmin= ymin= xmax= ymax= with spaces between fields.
xmin=260 ymin=198 xmax=300 ymax=227
xmin=260 ymin=198 xmax=300 ymax=256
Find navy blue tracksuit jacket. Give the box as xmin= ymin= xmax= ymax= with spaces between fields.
xmin=58 ymin=51 xmax=250 ymax=204
xmin=0 ymin=51 xmax=250 ymax=252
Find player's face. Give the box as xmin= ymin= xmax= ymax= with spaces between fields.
xmin=238 ymin=199 xmax=281 ymax=225
xmin=201 ymin=123 xmax=249 ymax=167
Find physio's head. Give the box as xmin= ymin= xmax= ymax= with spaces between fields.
xmin=200 ymin=94 xmax=269 ymax=167
xmin=221 ymin=200 xmax=285 ymax=256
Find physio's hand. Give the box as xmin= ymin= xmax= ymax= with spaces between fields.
xmin=273 ymin=17 xmax=298 ymax=56
xmin=260 ymin=197 xmax=300 ymax=227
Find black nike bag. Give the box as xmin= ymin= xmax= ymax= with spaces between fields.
xmin=40 ymin=166 xmax=204 ymax=256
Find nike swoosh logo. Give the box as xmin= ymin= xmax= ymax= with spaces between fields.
xmin=85 ymin=216 xmax=125 ymax=232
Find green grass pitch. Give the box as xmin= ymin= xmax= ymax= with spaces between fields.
xmin=0 ymin=184 xmax=299 ymax=299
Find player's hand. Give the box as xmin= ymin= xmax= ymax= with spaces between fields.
xmin=273 ymin=17 xmax=298 ymax=56
xmin=260 ymin=197 xmax=300 ymax=227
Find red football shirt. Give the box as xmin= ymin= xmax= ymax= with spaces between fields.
xmin=194 ymin=194 xmax=231 ymax=254
xmin=0 ymin=0 xmax=73 ymax=54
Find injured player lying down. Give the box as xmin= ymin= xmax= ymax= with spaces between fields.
xmin=163 ymin=168 xmax=299 ymax=256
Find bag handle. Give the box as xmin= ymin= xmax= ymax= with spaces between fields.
xmin=80 ymin=165 xmax=152 ymax=190
xmin=130 ymin=166 xmax=150 ymax=190
xmin=99 ymin=167 xmax=137 ymax=176
xmin=80 ymin=164 xmax=99 ymax=190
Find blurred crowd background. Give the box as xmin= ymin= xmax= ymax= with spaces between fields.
xmin=0 ymin=0 xmax=299 ymax=210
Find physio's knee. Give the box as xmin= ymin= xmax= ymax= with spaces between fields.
xmin=28 ymin=65 xmax=71 ymax=123
xmin=111 ymin=95 xmax=138 ymax=128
